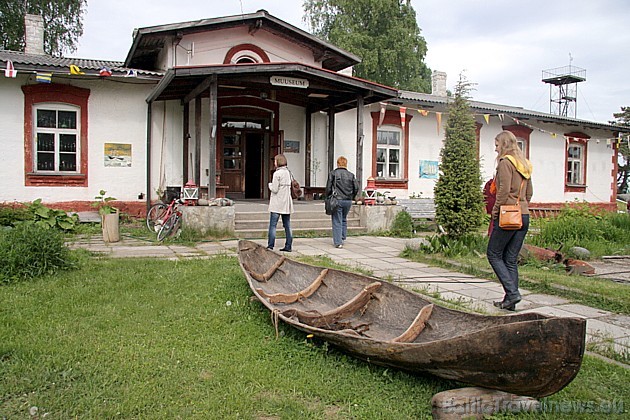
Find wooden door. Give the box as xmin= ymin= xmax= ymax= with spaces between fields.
xmin=221 ymin=131 xmax=243 ymax=197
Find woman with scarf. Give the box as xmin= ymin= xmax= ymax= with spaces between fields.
xmin=488 ymin=131 xmax=533 ymax=311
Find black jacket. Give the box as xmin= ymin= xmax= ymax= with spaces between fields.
xmin=326 ymin=168 xmax=359 ymax=200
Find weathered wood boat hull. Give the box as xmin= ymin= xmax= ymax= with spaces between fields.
xmin=238 ymin=240 xmax=586 ymax=397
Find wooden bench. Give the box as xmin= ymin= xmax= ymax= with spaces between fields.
xmin=397 ymin=199 xmax=436 ymax=220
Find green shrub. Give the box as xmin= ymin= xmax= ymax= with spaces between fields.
xmin=0 ymin=205 xmax=31 ymax=226
xmin=0 ymin=224 xmax=77 ymax=284
xmin=389 ymin=210 xmax=415 ymax=237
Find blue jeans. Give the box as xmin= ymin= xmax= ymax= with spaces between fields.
xmin=331 ymin=199 xmax=352 ymax=246
xmin=267 ymin=212 xmax=292 ymax=250
xmin=486 ymin=215 xmax=529 ymax=301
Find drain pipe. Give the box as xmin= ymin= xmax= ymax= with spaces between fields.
xmin=146 ymin=102 xmax=153 ymax=212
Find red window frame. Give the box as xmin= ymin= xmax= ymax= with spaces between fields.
xmin=22 ymin=84 xmax=90 ymax=187
xmin=564 ymin=132 xmax=589 ymax=193
xmin=370 ymin=109 xmax=412 ymax=189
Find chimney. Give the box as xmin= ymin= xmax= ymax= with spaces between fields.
xmin=431 ymin=70 xmax=447 ymax=96
xmin=24 ymin=14 xmax=45 ymax=55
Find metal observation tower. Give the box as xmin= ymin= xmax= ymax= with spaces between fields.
xmin=542 ymin=63 xmax=586 ymax=118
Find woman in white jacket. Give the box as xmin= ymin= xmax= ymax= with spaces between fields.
xmin=267 ymin=154 xmax=294 ymax=251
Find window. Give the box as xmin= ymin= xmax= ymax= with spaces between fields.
xmin=567 ymin=143 xmax=585 ymax=185
xmin=223 ymin=44 xmax=270 ymax=64
xmin=370 ymin=109 xmax=411 ymax=189
xmin=376 ymin=128 xmax=401 ymax=178
xmin=22 ymin=84 xmax=90 ymax=186
xmin=34 ymin=105 xmax=79 ymax=173
xmin=502 ymin=125 xmax=531 ymax=158
xmin=564 ymin=133 xmax=589 ymax=192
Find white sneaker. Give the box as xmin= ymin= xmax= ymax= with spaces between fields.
xmin=335 ymin=244 xmax=343 ymax=249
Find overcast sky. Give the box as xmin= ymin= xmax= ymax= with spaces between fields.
xmin=69 ymin=0 xmax=630 ymax=124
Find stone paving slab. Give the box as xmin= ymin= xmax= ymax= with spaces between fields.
xmin=522 ymin=294 xmax=571 ymax=306
xmin=586 ymin=318 xmax=630 ymax=339
xmin=556 ymin=304 xmax=612 ymax=319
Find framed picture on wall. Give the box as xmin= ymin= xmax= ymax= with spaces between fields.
xmin=284 ymin=140 xmax=300 ymax=153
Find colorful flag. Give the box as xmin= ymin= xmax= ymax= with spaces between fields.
xmin=36 ymin=72 xmax=52 ymax=83
xmin=124 ymin=69 xmax=137 ymax=78
xmin=399 ymin=107 xmax=406 ymax=129
xmin=99 ymin=66 xmax=112 ymax=77
xmin=69 ymin=65 xmax=84 ymax=75
xmin=4 ymin=60 xmax=17 ymax=78
xmin=418 ymin=109 xmax=429 ymax=117
xmin=483 ymin=114 xmax=490 ymax=124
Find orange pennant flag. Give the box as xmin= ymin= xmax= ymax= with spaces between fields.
xmin=436 ymin=112 xmax=442 ymax=135
xmin=418 ymin=109 xmax=429 ymax=117
xmin=400 ymin=107 xmax=406 ymax=129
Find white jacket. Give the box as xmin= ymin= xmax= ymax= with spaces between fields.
xmin=268 ymin=166 xmax=294 ymax=214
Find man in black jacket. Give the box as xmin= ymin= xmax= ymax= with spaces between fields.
xmin=325 ymin=156 xmax=359 ymax=248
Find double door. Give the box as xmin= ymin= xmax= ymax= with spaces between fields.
xmin=221 ymin=130 xmax=265 ymax=199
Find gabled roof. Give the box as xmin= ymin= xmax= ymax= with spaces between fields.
xmin=398 ymin=91 xmax=630 ymax=133
xmin=0 ymin=50 xmax=162 ymax=78
xmin=148 ymin=62 xmax=398 ymax=113
xmin=124 ymin=9 xmax=360 ymax=72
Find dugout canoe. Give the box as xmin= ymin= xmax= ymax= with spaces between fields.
xmin=238 ymin=240 xmax=586 ymax=397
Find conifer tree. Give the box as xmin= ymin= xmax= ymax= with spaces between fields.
xmin=433 ymin=75 xmax=484 ymax=238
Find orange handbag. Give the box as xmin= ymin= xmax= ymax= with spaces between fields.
xmin=498 ymin=180 xmax=525 ymax=230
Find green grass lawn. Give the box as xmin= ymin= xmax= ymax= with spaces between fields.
xmin=1 ymin=256 xmax=628 ymax=418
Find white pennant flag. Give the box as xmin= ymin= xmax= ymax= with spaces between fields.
xmin=4 ymin=60 xmax=17 ymax=78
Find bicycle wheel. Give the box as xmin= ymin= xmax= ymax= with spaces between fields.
xmin=157 ymin=213 xmax=179 ymax=241
xmin=146 ymin=203 xmax=167 ymax=232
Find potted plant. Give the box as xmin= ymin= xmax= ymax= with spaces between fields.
xmin=93 ymin=190 xmax=119 ymax=243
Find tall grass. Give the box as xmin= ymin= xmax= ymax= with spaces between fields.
xmin=531 ymin=204 xmax=630 ymax=257
xmin=0 ymin=224 xmax=79 ymax=284
xmin=2 ymin=257 xmax=628 ymax=418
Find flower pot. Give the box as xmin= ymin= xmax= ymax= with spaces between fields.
xmin=102 ymin=210 xmax=120 ymax=243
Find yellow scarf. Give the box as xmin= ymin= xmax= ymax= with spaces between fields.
xmin=504 ymin=155 xmax=533 ymax=179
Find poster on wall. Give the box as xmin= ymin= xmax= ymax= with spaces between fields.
xmin=284 ymin=140 xmax=300 ymax=153
xmin=419 ymin=160 xmax=439 ymax=179
xmin=104 ymin=143 xmax=132 ymax=167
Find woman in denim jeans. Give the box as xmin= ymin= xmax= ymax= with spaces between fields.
xmin=267 ymin=154 xmax=293 ymax=251
xmin=325 ymin=156 xmax=359 ymax=248
xmin=487 ymin=131 xmax=533 ymax=311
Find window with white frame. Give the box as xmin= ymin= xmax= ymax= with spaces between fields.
xmin=34 ymin=104 xmax=79 ymax=173
xmin=566 ymin=143 xmax=584 ymax=185
xmin=376 ymin=127 xmax=401 ymax=179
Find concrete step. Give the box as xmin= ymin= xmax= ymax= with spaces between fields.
xmin=236 ymin=225 xmax=367 ymax=239
xmin=233 ymin=207 xmax=364 ymax=239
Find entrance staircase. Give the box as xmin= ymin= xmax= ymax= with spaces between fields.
xmin=233 ymin=201 xmax=365 ymax=239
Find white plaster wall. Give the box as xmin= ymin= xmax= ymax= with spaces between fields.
xmin=175 ymin=27 xmax=318 ymax=67
xmin=316 ymin=105 xmax=616 ymax=205
xmin=0 ymin=78 xmax=154 ymax=203
xmin=150 ymin=100 xmax=185 ymax=197
xmin=279 ymin=103 xmax=306 ymax=184
xmin=0 ymin=77 xmax=27 ymax=202
xmin=310 ymin=112 xmax=329 ymax=186
xmin=87 ymin=81 xmax=154 ymax=202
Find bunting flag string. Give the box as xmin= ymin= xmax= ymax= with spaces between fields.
xmin=378 ymin=102 xmax=628 ymax=145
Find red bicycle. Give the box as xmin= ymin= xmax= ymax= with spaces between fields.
xmin=146 ymin=197 xmax=184 ymax=241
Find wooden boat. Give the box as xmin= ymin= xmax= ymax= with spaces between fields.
xmin=238 ymin=240 xmax=586 ymax=397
